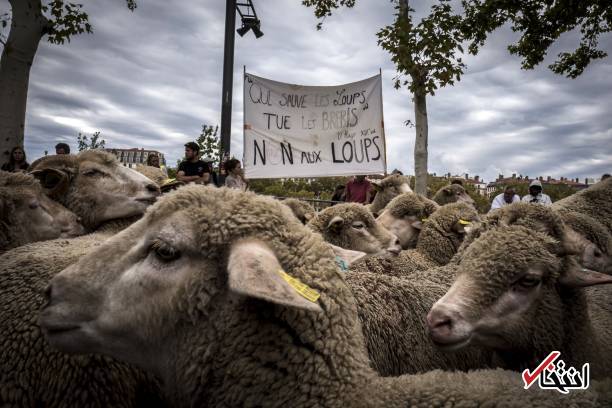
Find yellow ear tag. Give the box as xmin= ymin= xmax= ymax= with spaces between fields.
xmin=277 ymin=270 xmax=321 ymax=303
xmin=459 ymin=219 xmax=471 ymax=225
xmin=421 ymin=218 xmax=428 ymax=222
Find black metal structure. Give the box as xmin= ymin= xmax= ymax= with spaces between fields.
xmin=220 ymin=0 xmax=262 ymax=156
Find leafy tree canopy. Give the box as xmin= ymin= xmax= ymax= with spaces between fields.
xmin=461 ymin=0 xmax=611 ymax=78
xmin=77 ymin=130 xmax=105 ymax=151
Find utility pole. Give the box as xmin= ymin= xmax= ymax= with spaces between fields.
xmin=220 ymin=0 xmax=237 ymax=157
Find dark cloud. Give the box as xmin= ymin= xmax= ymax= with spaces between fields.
xmin=1 ymin=0 xmax=609 ymax=182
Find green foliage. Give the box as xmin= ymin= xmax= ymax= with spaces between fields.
xmin=196 ymin=124 xmax=222 ymax=166
xmin=167 ymin=167 xmax=177 ymax=179
xmin=461 ymin=0 xmax=611 ymax=78
xmin=41 ymin=1 xmax=135 ymax=45
xmin=249 ymin=176 xmax=349 ymax=200
xmin=377 ymin=0 xmax=466 ymax=96
xmin=77 ymin=131 xmax=105 ymax=151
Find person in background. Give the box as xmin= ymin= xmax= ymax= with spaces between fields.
xmin=391 ymin=169 xmax=403 ymax=175
xmin=522 ymin=179 xmax=552 ymax=205
xmin=1 ymin=146 xmax=29 ymax=172
xmin=345 ymin=175 xmax=371 ymax=204
xmin=489 ymin=186 xmax=520 ymax=212
xmin=330 ymin=185 xmax=346 ymax=205
xmin=451 ymin=179 xmax=464 ymax=186
xmin=602 ymin=173 xmax=610 ymax=181
xmin=201 ymin=157 xmax=219 ymax=187
xmin=146 ymin=153 xmax=168 ymax=177
xmin=224 ymin=158 xmax=248 ymax=191
xmin=55 ymin=143 xmax=70 ymax=155
xmin=177 ymin=142 xmax=210 ymax=185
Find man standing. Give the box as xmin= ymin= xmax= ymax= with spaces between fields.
xmin=345 ymin=175 xmax=371 ymax=204
xmin=55 ymin=143 xmax=70 ymax=155
xmin=489 ymin=186 xmax=520 ymax=212
xmin=522 ymin=179 xmax=552 ymax=205
xmin=177 ymin=142 xmax=210 ymax=185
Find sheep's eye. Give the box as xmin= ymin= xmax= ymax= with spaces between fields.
xmin=517 ymin=276 xmax=541 ymax=288
xmin=593 ymin=249 xmax=602 ymax=258
xmin=83 ymin=168 xmax=105 ymax=177
xmin=29 ymin=201 xmax=39 ymax=209
xmin=151 ymin=240 xmax=181 ymax=262
xmin=352 ymin=222 xmax=365 ymax=229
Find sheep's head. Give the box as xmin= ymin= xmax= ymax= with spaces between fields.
xmin=432 ymin=184 xmax=475 ymax=207
xmin=376 ymin=192 xmax=439 ymax=249
xmin=0 ymin=171 xmax=85 ymax=250
xmin=426 ymin=225 xmax=612 ymax=354
xmin=369 ymin=174 xmax=412 ymax=215
xmin=308 ymin=203 xmax=401 ymax=256
xmin=29 ymin=151 xmax=161 ymax=229
xmin=282 ymin=198 xmax=316 ymax=224
xmin=40 ymin=187 xmax=361 ymax=380
xmin=561 ymin=212 xmax=612 ymax=275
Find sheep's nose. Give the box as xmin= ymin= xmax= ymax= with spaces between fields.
xmin=426 ymin=308 xmax=455 ymax=342
xmin=387 ymin=238 xmax=402 ymax=255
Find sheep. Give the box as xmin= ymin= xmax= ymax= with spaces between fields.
xmin=0 ymin=155 xmax=166 ymax=406
xmin=368 ymin=174 xmax=412 ymax=216
xmin=553 ymin=177 xmax=612 ymax=234
xmin=375 ymin=192 xmax=439 ymax=249
xmin=29 ymin=150 xmax=160 ymax=231
xmin=281 ymin=197 xmax=316 ymax=224
xmin=556 ymin=209 xmax=612 ymax=274
xmin=0 ymin=170 xmax=84 ymax=251
xmin=135 ymin=165 xmax=184 ymax=193
xmin=432 ymin=183 xmax=475 ymax=207
xmin=307 ymin=202 xmax=401 ymax=255
xmin=350 ymin=202 xmax=479 ymax=279
xmin=427 ymin=225 xmax=612 ymax=380
xmin=40 ymin=186 xmax=610 ymax=407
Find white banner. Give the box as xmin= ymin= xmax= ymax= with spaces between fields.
xmin=243 ymin=73 xmax=386 ymax=178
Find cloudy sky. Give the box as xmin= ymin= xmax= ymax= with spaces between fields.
xmin=3 ymin=0 xmax=611 ymax=183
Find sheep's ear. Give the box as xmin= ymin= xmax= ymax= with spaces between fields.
xmin=227 ymin=240 xmax=323 ymax=312
xmin=30 ymin=168 xmax=71 ymax=198
xmin=303 ymin=212 xmax=315 ymax=222
xmin=443 ymin=187 xmax=453 ymax=195
xmin=326 ymin=216 xmax=344 ymax=233
xmin=452 ymin=219 xmax=472 ymax=235
xmin=411 ymin=220 xmax=423 ymax=230
xmin=559 ymin=265 xmax=612 ymax=288
xmin=370 ymin=180 xmax=382 ymax=191
xmin=398 ymin=183 xmax=412 ymax=193
xmin=329 ymin=244 xmax=367 ymax=267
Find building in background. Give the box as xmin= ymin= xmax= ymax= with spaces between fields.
xmin=104 ymin=148 xmax=166 ymax=169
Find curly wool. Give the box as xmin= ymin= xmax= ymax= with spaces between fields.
xmin=432 ymin=183 xmax=467 ymax=206
xmin=554 ymin=177 xmax=612 ymax=234
xmin=369 ymin=174 xmax=412 ymax=215
xmin=454 ymin=202 xmax=569 ymax=263
xmin=307 ymin=203 xmax=389 ymax=250
xmin=351 ymin=202 xmax=478 ymax=278
xmin=384 ymin=192 xmax=438 ymax=219
xmin=0 ymin=221 xmax=164 ymax=407
xmin=59 ymin=185 xmax=609 ymax=407
xmin=135 ymin=165 xmax=167 ymax=186
xmin=282 ymin=198 xmax=316 ymax=224
xmin=558 ymin=208 xmax=611 ymax=256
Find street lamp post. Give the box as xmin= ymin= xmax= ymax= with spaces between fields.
xmin=220 ymin=0 xmax=262 ymax=158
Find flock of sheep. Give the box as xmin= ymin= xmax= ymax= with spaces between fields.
xmin=1 ymin=149 xmax=611 ymax=407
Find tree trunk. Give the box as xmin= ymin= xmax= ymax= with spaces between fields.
xmin=413 ymin=84 xmax=428 ymax=196
xmin=0 ymin=0 xmax=47 ymax=165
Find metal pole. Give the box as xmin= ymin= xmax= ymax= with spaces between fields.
xmin=220 ymin=0 xmax=237 ymax=156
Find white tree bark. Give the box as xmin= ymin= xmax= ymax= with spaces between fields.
xmin=413 ymin=85 xmax=428 ymax=196
xmin=0 ymin=0 xmax=47 ymax=165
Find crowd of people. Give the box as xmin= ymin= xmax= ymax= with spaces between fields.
xmin=2 ymin=141 xmax=609 ymax=209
